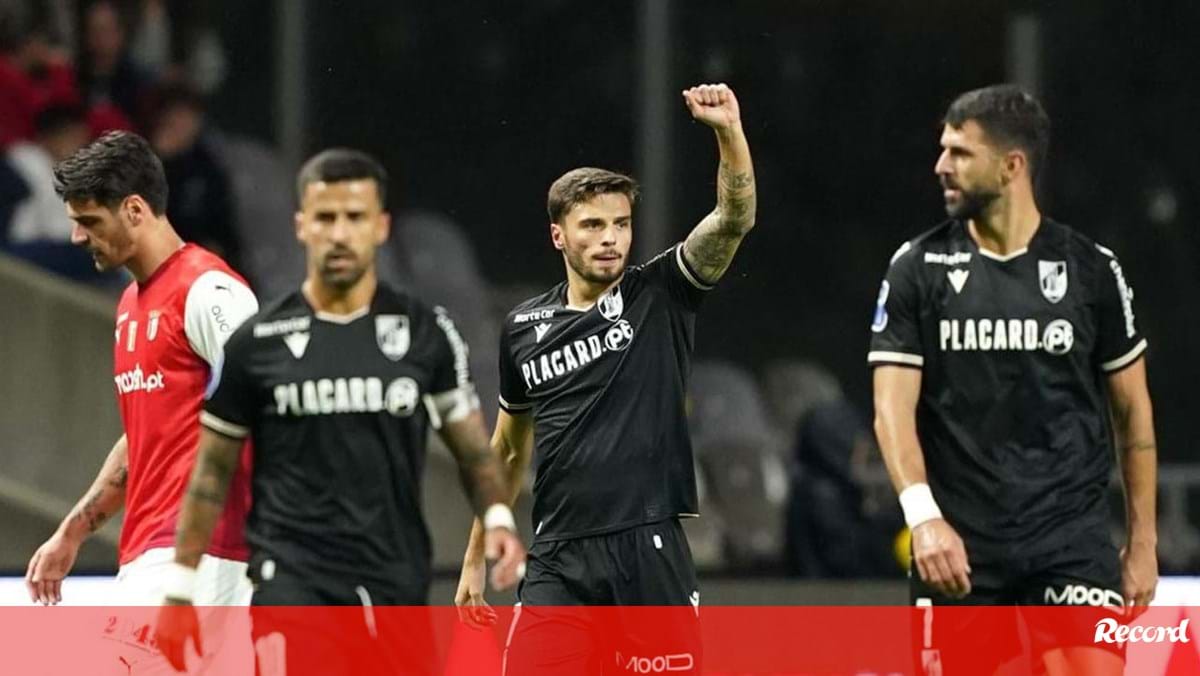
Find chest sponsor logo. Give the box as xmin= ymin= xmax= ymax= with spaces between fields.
xmin=114 ymin=364 xmax=165 ymax=394
xmin=939 ymin=318 xmax=1074 ymax=355
xmin=254 ymin=316 xmax=312 ymax=338
xmin=514 ymin=308 xmax=555 ymax=324
xmin=273 ymin=376 xmax=420 ymax=417
xmin=870 ymin=281 xmax=889 ymax=333
xmin=375 ymin=315 xmax=410 ymax=361
xmin=520 ymin=319 xmax=635 ymax=389
xmin=598 ymin=286 xmax=624 ymax=321
xmin=947 ymin=269 xmax=969 ymax=294
xmin=1039 ymin=260 xmax=1068 ymax=303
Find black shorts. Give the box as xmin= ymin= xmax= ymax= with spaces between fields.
xmin=909 ymin=528 xmax=1125 ymax=674
xmin=248 ymin=557 xmax=435 ymax=675
xmin=504 ymin=519 xmax=703 ymax=675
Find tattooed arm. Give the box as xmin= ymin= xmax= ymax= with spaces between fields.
xmin=681 ymin=83 xmax=757 ymax=285
xmin=172 ymin=427 xmax=244 ymax=570
xmin=26 ymin=435 xmax=129 ymax=604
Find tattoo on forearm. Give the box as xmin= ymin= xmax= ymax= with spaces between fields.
xmin=108 ymin=465 xmax=128 ymax=489
xmin=716 ymin=161 xmax=756 ymax=229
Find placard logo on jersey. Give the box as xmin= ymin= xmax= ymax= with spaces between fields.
xmin=598 ymin=286 xmax=624 ymax=322
xmin=870 ymin=281 xmax=889 ymax=333
xmin=1042 ymin=319 xmax=1074 ymax=355
xmin=375 ymin=315 xmax=410 ymax=361
xmin=1039 ymin=260 xmax=1067 ymax=303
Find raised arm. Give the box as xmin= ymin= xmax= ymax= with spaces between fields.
xmin=26 ymin=434 xmax=128 ymax=605
xmin=680 ymin=83 xmax=757 ymax=285
xmin=873 ymin=365 xmax=971 ymax=598
xmin=1107 ymin=358 xmax=1158 ymax=612
xmin=455 ymin=409 xmax=534 ymax=626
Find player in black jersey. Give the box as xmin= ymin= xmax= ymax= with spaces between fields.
xmin=870 ymin=85 xmax=1158 ymax=675
xmin=453 ymin=83 xmax=756 ymax=673
xmin=154 ymin=149 xmax=526 ymax=674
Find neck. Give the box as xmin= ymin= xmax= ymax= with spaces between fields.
xmin=565 ymin=269 xmax=620 ymax=309
xmin=967 ymin=190 xmax=1041 ymax=256
xmin=127 ymin=220 xmax=184 ymax=282
xmin=303 ymin=270 xmax=377 ymax=316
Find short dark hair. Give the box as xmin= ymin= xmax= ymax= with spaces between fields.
xmin=296 ymin=148 xmax=388 ymax=207
xmin=547 ymin=167 xmax=639 ymax=223
xmin=944 ymin=84 xmax=1051 ymax=182
xmin=53 ymin=130 xmax=169 ymax=214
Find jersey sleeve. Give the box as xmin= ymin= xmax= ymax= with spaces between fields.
xmin=497 ymin=324 xmax=532 ymax=414
xmin=1093 ymin=243 xmax=1148 ymax=373
xmin=867 ymin=241 xmax=925 ymax=368
xmin=184 ymin=270 xmax=260 ymax=395
xmin=424 ymin=306 xmax=480 ymax=427
xmin=638 ymin=242 xmax=713 ymax=313
xmin=200 ymin=328 xmax=256 ymax=439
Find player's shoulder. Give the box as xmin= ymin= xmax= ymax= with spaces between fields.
xmin=502 ymin=284 xmax=564 ymax=330
xmin=176 ymin=244 xmax=247 ymax=286
xmin=235 ymin=291 xmax=310 ymax=347
xmin=373 ymin=282 xmax=446 ymax=325
xmin=884 ymin=219 xmax=965 ymax=268
xmin=1039 ymin=218 xmax=1121 ymax=265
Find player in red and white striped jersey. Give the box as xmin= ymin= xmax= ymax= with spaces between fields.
xmin=26 ymin=132 xmax=259 ymax=623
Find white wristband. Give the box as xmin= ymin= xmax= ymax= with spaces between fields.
xmin=899 ymin=483 xmax=943 ymax=529
xmin=163 ymin=562 xmax=197 ymax=603
xmin=483 ymin=504 xmax=516 ymax=532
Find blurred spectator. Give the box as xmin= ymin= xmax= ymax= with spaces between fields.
xmin=783 ymin=399 xmax=901 ymax=578
xmin=129 ymin=0 xmax=227 ymax=94
xmin=150 ymin=84 xmax=240 ymax=271
xmin=4 ymin=102 xmax=88 ymax=243
xmin=77 ymin=0 xmax=148 ymax=130
xmin=0 ymin=6 xmax=78 ymax=147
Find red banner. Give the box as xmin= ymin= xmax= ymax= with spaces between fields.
xmin=2 ymin=605 xmax=1198 ymax=674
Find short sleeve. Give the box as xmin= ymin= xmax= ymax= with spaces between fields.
xmin=497 ymin=325 xmax=532 ymax=414
xmin=867 ymin=241 xmax=925 ymax=368
xmin=1093 ymin=244 xmax=1148 ymax=373
xmin=200 ymin=330 xmax=256 ymax=439
xmin=184 ymin=270 xmax=259 ymax=396
xmin=638 ymin=243 xmax=712 ymax=313
xmin=424 ymin=306 xmax=479 ymax=426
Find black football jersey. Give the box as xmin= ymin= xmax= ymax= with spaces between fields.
xmin=201 ymin=283 xmax=474 ymax=593
xmin=499 ymin=243 xmax=711 ymax=542
xmin=868 ymin=219 xmax=1147 ymax=556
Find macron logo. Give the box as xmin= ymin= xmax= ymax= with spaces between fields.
xmin=534 ymin=323 xmax=551 ymax=343
xmin=1095 ymin=618 xmax=1190 ymax=644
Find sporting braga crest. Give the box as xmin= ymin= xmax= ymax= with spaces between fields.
xmin=1039 ymin=260 xmax=1067 ymax=303
xmin=376 ymin=315 xmax=411 ymax=360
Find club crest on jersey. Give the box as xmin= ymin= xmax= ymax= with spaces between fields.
xmin=598 ymin=286 xmax=624 ymax=322
xmin=1039 ymin=260 xmax=1068 ymax=303
xmin=375 ymin=315 xmax=411 ymax=361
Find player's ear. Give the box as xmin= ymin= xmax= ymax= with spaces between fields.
xmin=550 ymin=222 xmax=565 ymax=251
xmin=1002 ymin=149 xmax=1026 ymax=186
xmin=122 ymin=195 xmax=147 ymax=227
xmin=376 ymin=211 xmax=391 ymax=245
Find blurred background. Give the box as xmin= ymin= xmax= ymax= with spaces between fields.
xmin=1 ymin=0 xmax=1197 ymax=601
